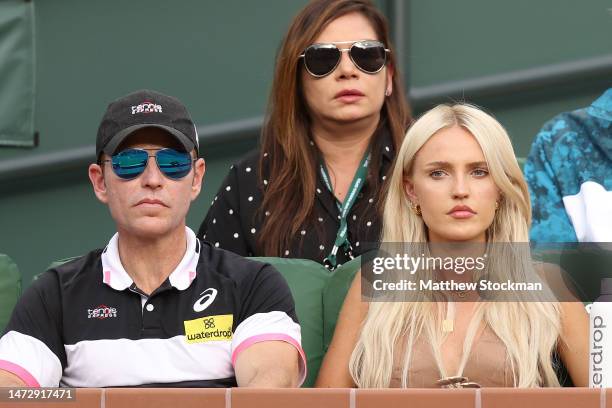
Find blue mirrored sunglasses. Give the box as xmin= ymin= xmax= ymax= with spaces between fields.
xmin=103 ymin=148 xmax=194 ymax=180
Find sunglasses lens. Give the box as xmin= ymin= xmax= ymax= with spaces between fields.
xmin=351 ymin=41 xmax=386 ymax=73
xmin=304 ymin=45 xmax=340 ymax=76
xmin=111 ymin=149 xmax=148 ymax=179
xmin=156 ymin=149 xmax=192 ymax=179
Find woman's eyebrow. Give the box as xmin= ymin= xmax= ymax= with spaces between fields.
xmin=423 ymin=161 xmax=451 ymax=168
xmin=423 ymin=161 xmax=488 ymax=168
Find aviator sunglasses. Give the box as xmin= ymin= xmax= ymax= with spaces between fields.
xmin=299 ymin=40 xmax=390 ymax=77
xmin=103 ymin=148 xmax=194 ymax=180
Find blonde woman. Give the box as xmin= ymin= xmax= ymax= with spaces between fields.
xmin=316 ymin=104 xmax=588 ymax=388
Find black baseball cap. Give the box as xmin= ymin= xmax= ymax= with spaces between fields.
xmin=96 ymin=89 xmax=199 ymax=158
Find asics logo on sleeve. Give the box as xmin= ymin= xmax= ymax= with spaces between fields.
xmin=193 ymin=288 xmax=218 ymax=312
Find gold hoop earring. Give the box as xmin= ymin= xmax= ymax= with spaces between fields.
xmin=495 ymin=201 xmax=499 ymax=211
xmin=411 ymin=202 xmax=422 ymax=216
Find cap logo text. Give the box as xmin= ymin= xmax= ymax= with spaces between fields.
xmin=131 ymin=101 xmax=163 ymax=115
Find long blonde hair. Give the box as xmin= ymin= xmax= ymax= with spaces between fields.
xmin=349 ymin=104 xmax=562 ymax=388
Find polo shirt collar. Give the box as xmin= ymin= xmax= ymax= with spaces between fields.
xmin=101 ymin=227 xmax=199 ymax=292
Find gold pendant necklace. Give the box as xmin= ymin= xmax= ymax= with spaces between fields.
xmin=452 ymin=289 xmax=468 ymax=298
xmin=442 ymin=319 xmax=454 ymax=332
xmin=443 ymin=300 xmax=455 ymax=332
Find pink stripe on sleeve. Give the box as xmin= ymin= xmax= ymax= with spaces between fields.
xmin=0 ymin=360 xmax=40 ymax=387
xmin=231 ymin=333 xmax=307 ymax=385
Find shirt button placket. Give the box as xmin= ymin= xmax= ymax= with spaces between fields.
xmin=141 ymin=299 xmax=162 ymax=338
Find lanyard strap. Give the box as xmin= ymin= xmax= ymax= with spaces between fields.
xmin=320 ymin=149 xmax=370 ymax=270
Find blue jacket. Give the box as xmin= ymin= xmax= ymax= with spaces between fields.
xmin=525 ymin=88 xmax=612 ymax=242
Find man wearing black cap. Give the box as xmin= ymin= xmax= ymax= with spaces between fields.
xmin=0 ymin=90 xmax=305 ymax=387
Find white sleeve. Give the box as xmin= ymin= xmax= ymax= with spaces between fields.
xmin=0 ymin=331 xmax=62 ymax=386
xmin=231 ymin=311 xmax=306 ymax=385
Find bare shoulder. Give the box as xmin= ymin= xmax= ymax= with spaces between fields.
xmin=531 ymin=260 xmax=561 ymax=276
xmin=529 ymin=261 xmax=588 ymax=324
xmin=344 ymin=271 xmax=370 ymax=319
xmin=532 ymin=261 xmax=583 ymax=302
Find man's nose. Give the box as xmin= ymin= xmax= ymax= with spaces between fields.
xmin=139 ymin=156 xmax=164 ymax=188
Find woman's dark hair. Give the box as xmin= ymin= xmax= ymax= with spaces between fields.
xmin=258 ymin=0 xmax=412 ymax=256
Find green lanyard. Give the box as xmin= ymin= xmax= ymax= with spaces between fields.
xmin=320 ymin=149 xmax=371 ymax=270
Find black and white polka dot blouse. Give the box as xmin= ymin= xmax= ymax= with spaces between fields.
xmin=197 ymin=129 xmax=395 ymax=266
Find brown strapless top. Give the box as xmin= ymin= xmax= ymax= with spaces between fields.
xmin=390 ymin=326 xmax=515 ymax=388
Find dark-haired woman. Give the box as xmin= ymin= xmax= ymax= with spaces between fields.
xmin=198 ymin=0 xmax=412 ymax=268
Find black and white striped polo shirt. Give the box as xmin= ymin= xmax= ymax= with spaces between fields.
xmin=0 ymin=227 xmax=305 ymax=387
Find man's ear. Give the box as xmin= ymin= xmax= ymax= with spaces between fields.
xmin=190 ymin=158 xmax=206 ymax=201
xmin=89 ymin=163 xmax=109 ymax=204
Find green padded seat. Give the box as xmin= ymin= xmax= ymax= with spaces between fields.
xmin=253 ymin=257 xmax=362 ymax=385
xmin=44 ymin=256 xmax=79 ymax=274
xmin=322 ymin=257 xmax=361 ymax=350
xmin=0 ymin=254 xmax=21 ymax=332
xmin=250 ymin=257 xmax=329 ymax=387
